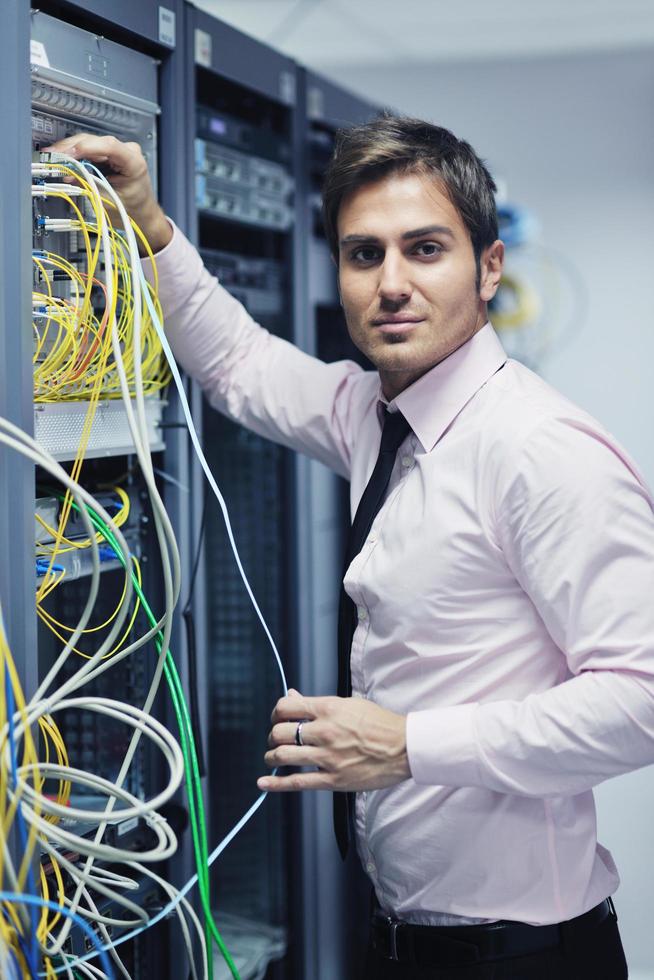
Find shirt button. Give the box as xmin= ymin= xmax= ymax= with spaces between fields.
xmin=366 ymin=862 xmax=376 ymax=874
xmin=357 ymin=606 xmax=368 ymax=621
xmin=401 ymin=455 xmax=412 ymax=467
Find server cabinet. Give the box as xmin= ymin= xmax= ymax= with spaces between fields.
xmin=184 ymin=6 xmax=300 ymax=978
xmin=1 ymin=2 xmax=193 ymax=977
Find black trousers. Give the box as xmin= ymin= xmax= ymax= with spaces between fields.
xmin=363 ymin=905 xmax=628 ymax=980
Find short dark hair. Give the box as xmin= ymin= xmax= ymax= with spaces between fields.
xmin=322 ymin=113 xmax=498 ymax=276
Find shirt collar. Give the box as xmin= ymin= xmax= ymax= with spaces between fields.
xmin=379 ymin=323 xmax=507 ymax=453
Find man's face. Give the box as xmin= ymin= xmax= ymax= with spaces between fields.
xmin=337 ymin=171 xmax=503 ymax=400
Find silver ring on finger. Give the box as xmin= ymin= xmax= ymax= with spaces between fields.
xmin=295 ymin=721 xmax=304 ymax=747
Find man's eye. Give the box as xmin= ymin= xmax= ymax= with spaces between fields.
xmin=351 ymin=247 xmax=379 ymax=263
xmin=415 ymin=242 xmax=442 ymax=257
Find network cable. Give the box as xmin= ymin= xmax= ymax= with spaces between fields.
xmin=4 ymin=157 xmax=183 ymax=976
xmin=2 ymin=151 xmax=293 ymax=980
xmin=29 ymin=158 xmax=182 ymax=969
xmin=26 ymin=151 xmax=231 ymax=972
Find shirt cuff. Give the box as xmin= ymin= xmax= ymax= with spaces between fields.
xmin=406 ymin=703 xmax=481 ymax=786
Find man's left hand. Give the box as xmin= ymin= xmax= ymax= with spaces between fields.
xmin=257 ymin=689 xmax=411 ymax=793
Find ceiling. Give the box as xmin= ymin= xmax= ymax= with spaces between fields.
xmin=192 ymin=0 xmax=654 ymax=69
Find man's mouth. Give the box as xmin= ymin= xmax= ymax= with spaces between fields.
xmin=373 ymin=317 xmax=424 ymax=334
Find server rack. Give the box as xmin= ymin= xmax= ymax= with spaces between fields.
xmin=1 ymin=2 xmax=192 ymax=977
xmin=184 ymin=6 xmax=301 ymax=978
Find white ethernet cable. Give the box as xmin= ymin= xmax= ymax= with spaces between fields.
xmin=0 ymin=419 xmax=127 ymax=696
xmin=0 ymin=417 xmax=139 ymax=705
xmin=132 ymin=862 xmax=207 ymax=980
xmin=137 ymin=213 xmax=289 ymax=696
xmin=30 ymin=157 xmax=176 ymax=682
xmin=47 ymin=862 xmax=205 ymax=980
xmin=67 ymin=883 xmax=133 ymax=980
xmin=49 ymin=784 xmax=270 ymax=976
xmin=30 ymin=157 xmax=290 ymax=976
xmin=83 ymin=159 xmax=289 ymax=695
xmin=0 ymin=421 xmax=185 ymax=939
xmin=38 ymin=837 xmax=149 ymax=927
xmin=0 ymin=432 xmax=163 ymax=950
xmin=30 ymin=155 xmax=184 ymax=956
xmin=1 ymin=159 xmax=185 ymax=970
xmin=15 ymin=705 xmax=183 ymax=834
xmin=8 ymin=188 xmax=180 ymax=958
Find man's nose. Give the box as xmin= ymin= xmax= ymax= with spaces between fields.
xmin=378 ymin=253 xmax=412 ymax=304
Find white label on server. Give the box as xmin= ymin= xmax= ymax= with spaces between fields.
xmin=116 ymin=817 xmax=139 ymax=837
xmin=30 ymin=40 xmax=50 ymax=68
xmin=195 ymin=29 xmax=212 ymax=67
xmin=158 ymin=6 xmax=176 ymax=47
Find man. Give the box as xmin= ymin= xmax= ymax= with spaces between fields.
xmin=47 ymin=116 xmax=653 ymax=978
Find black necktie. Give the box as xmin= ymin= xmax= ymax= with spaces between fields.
xmin=334 ymin=408 xmax=412 ymax=859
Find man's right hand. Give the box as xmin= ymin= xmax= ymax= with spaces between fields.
xmin=42 ymin=133 xmax=173 ymax=255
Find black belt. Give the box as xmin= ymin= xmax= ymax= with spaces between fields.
xmin=371 ymin=898 xmax=615 ymax=967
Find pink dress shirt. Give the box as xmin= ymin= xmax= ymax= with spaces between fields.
xmin=144 ymin=225 xmax=654 ymax=927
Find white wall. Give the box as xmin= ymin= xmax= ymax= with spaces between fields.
xmin=332 ymin=49 xmax=654 ymax=975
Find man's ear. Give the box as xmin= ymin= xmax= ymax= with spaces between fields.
xmin=479 ymin=239 xmax=505 ymax=303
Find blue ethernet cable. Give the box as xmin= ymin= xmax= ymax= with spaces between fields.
xmin=0 ymin=895 xmax=115 ymax=979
